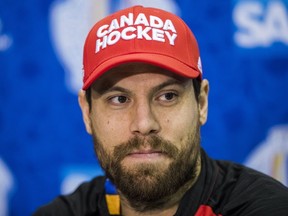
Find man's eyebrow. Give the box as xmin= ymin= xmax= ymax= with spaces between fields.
xmin=92 ymin=78 xmax=188 ymax=95
xmin=94 ymin=85 xmax=132 ymax=95
xmin=150 ymin=78 xmax=189 ymax=93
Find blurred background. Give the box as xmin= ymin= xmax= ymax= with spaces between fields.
xmin=0 ymin=0 xmax=287 ymax=215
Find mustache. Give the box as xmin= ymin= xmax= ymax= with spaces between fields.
xmin=113 ymin=135 xmax=179 ymax=162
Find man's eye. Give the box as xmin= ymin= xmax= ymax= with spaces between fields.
xmin=109 ymin=96 xmax=129 ymax=104
xmin=158 ymin=92 xmax=178 ymax=101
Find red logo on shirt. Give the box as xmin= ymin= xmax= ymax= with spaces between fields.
xmin=195 ymin=205 xmax=222 ymax=216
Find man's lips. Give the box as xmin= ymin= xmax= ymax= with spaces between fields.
xmin=126 ymin=149 xmax=166 ymax=159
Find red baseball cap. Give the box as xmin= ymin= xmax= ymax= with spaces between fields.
xmin=82 ymin=5 xmax=202 ymax=90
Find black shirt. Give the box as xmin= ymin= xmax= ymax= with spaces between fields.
xmin=34 ymin=150 xmax=288 ymax=215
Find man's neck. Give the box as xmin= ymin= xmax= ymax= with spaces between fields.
xmin=120 ymin=201 xmax=178 ymax=216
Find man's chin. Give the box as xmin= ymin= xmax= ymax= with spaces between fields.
xmin=117 ymin=172 xmax=168 ymax=201
xmin=120 ymin=162 xmax=167 ymax=178
xmin=120 ymin=154 xmax=172 ymax=170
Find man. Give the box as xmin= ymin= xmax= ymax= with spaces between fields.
xmin=34 ymin=5 xmax=288 ymax=216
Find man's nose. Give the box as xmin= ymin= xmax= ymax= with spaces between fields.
xmin=130 ymin=101 xmax=161 ymax=136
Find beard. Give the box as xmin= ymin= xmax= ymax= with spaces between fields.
xmin=92 ymin=123 xmax=201 ymax=212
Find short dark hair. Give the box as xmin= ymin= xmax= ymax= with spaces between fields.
xmin=85 ymin=78 xmax=201 ymax=109
xmin=192 ymin=78 xmax=201 ymax=102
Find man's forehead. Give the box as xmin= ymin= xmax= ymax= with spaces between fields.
xmin=91 ymin=62 xmax=189 ymax=91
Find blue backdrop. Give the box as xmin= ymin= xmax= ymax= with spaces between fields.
xmin=0 ymin=0 xmax=287 ymax=215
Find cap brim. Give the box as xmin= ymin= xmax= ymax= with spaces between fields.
xmin=83 ymin=53 xmax=201 ymax=90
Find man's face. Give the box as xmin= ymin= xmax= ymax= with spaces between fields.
xmin=79 ymin=63 xmax=209 ymax=210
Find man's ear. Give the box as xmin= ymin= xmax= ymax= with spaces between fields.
xmin=198 ymin=79 xmax=209 ymax=125
xmin=78 ymin=90 xmax=92 ymax=135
